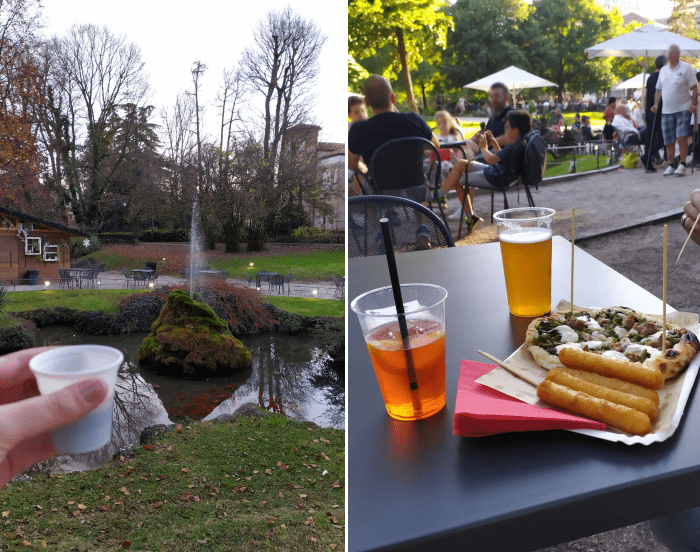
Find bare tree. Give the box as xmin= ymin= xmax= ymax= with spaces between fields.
xmin=240 ymin=6 xmax=326 ymax=168
xmin=187 ymin=60 xmax=206 ymax=188
xmin=51 ymin=24 xmax=150 ymax=228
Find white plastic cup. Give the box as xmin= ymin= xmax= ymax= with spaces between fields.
xmin=29 ymin=345 xmax=123 ymax=454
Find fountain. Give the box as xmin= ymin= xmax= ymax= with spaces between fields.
xmin=188 ymin=194 xmax=205 ymax=298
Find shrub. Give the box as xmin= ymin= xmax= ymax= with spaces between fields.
xmin=291 ymin=226 xmax=336 ymax=243
xmin=140 ymin=228 xmax=189 ymax=242
xmin=98 ymin=232 xmax=134 ymax=244
xmin=0 ymin=286 xmax=7 ymax=315
xmin=70 ymin=236 xmax=101 ymax=259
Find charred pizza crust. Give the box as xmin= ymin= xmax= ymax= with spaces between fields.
xmin=526 ymin=307 xmax=700 ymax=379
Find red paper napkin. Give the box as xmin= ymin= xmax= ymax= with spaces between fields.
xmin=453 ymin=360 xmax=606 ymax=437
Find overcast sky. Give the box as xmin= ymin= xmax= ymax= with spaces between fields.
xmin=41 ymin=0 xmax=347 ymax=144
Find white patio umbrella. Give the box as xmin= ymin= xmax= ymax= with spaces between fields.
xmin=613 ymin=72 xmax=646 ymax=90
xmin=462 ymin=65 xmax=557 ymax=97
xmin=585 ymin=24 xmax=700 ymax=100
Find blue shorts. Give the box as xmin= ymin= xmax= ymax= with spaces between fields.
xmin=661 ymin=110 xmax=692 ymax=144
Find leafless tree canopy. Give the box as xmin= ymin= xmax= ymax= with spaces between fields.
xmin=240 ymin=5 xmax=327 ymax=165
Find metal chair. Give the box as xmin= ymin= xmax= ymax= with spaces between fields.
xmin=332 ymin=274 xmax=344 ymax=299
xmin=283 ymin=273 xmax=293 ymax=296
xmin=150 ymin=270 xmax=162 ymax=285
xmin=122 ymin=267 xmax=133 ymax=289
xmin=348 ymin=195 xmax=455 ymax=258
xmin=245 ymin=271 xmax=255 ymax=288
xmin=362 ymin=137 xmax=448 ymax=227
xmin=58 ymin=268 xmax=75 ymax=290
xmin=269 ymin=274 xmax=285 ymax=294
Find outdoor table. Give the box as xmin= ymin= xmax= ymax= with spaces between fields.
xmin=348 ymin=236 xmax=700 ymax=552
xmin=69 ymin=267 xmax=95 ymax=289
xmin=130 ymin=268 xmax=153 ymax=287
xmin=256 ymin=271 xmax=280 ymax=289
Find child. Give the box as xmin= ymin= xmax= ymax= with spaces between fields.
xmin=348 ymin=95 xmax=369 ymax=196
xmin=442 ymin=110 xmax=532 ymax=233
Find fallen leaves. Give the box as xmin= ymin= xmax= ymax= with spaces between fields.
xmin=2 ymin=511 xmax=9 ymax=518
xmin=120 ymin=487 xmax=129 ymax=495
xmin=277 ymin=461 xmax=289 ymax=470
xmin=304 ymin=517 xmax=314 ymax=526
xmin=326 ymin=512 xmax=339 ymax=524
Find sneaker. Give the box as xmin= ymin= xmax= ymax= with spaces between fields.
xmin=675 ymin=164 xmax=687 ymax=177
xmin=447 ymin=208 xmax=465 ymax=220
xmin=663 ymin=165 xmax=675 ymax=176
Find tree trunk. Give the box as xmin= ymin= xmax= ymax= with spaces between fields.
xmin=396 ymin=28 xmax=418 ymax=113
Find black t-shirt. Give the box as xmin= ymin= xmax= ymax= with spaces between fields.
xmin=348 ymin=111 xmax=433 ymax=164
xmin=645 ymin=71 xmax=662 ymax=116
xmin=484 ymin=140 xmax=525 ymax=187
xmin=485 ymin=106 xmax=514 ymax=139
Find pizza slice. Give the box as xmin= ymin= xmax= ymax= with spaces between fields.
xmin=526 ymin=307 xmax=700 ymax=379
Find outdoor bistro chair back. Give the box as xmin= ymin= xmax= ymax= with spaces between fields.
xmin=58 ymin=268 xmax=75 ymax=290
xmin=348 ymin=195 xmax=455 ymax=258
xmin=122 ymin=267 xmax=132 ymax=289
xmin=367 ymin=137 xmax=448 ymax=227
xmin=269 ymin=274 xmax=284 ymax=293
xmin=283 ymin=273 xmax=293 ymax=296
xmin=332 ymin=274 xmax=344 ymax=299
xmin=245 ymin=271 xmax=255 ymax=288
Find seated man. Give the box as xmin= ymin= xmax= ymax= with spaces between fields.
xmin=440 ymin=110 xmax=531 ymax=232
xmin=612 ymin=104 xmax=644 ymax=152
xmin=580 ymin=116 xmax=601 ymax=141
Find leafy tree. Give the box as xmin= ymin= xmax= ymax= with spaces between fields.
xmin=530 ymin=0 xmax=622 ymax=100
xmin=349 ymin=0 xmax=453 ymax=112
xmin=668 ymin=0 xmax=700 ymax=41
xmin=441 ymin=0 xmax=541 ymax=91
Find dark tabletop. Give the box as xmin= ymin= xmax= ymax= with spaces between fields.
xmin=348 ymin=236 xmax=700 ymax=552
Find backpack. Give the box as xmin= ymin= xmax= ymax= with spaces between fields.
xmin=521 ymin=130 xmax=547 ymax=189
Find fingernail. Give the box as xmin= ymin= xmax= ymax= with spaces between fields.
xmin=78 ymin=379 xmax=106 ymax=404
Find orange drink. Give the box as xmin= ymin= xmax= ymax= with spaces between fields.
xmin=366 ymin=320 xmax=446 ymax=420
xmin=494 ymin=208 xmax=555 ymax=317
xmin=351 ymin=283 xmax=448 ymax=421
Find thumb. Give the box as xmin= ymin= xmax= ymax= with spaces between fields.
xmin=0 ymin=378 xmax=108 ymax=448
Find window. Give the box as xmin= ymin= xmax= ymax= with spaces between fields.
xmin=44 ymin=244 xmax=59 ymax=262
xmin=25 ymin=237 xmax=41 ymax=255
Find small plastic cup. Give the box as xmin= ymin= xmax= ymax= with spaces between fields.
xmin=29 ymin=345 xmax=123 ymax=454
xmin=351 ymin=283 xmax=447 ymax=421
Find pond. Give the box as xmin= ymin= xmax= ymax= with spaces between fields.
xmin=35 ymin=326 xmax=344 ymax=472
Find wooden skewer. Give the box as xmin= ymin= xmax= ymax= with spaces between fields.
xmin=477 ymin=350 xmax=540 ymax=387
xmin=571 ymin=207 xmax=575 ymax=313
xmin=663 ymin=225 xmax=667 ymax=354
xmin=677 ymin=214 xmax=700 ymax=264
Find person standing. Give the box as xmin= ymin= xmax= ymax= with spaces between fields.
xmin=603 ymin=97 xmax=617 ymax=141
xmin=652 ymin=44 xmax=698 ymax=177
xmin=641 ymin=54 xmax=667 ymax=172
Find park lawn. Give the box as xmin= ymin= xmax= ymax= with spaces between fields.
xmin=3 ymin=290 xmax=342 ymax=319
xmin=210 ymin=250 xmax=345 ymax=281
xmin=263 ymin=296 xmax=344 ymax=318
xmin=73 ymin=249 xmax=143 ymax=271
xmin=0 ymin=416 xmax=345 ymax=552
xmin=545 ymin=152 xmax=616 ymax=178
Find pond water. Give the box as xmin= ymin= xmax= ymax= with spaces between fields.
xmin=35 ymin=326 xmax=344 ymax=471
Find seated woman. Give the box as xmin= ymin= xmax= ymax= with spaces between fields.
xmin=612 ymin=104 xmax=644 ymax=153
xmin=440 ymin=110 xmax=531 ymax=233
xmin=435 ymin=110 xmax=479 ymax=159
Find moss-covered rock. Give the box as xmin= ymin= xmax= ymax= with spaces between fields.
xmin=138 ymin=289 xmax=252 ymax=376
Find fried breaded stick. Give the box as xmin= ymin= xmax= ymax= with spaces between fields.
xmin=537 ymin=380 xmax=651 ymax=435
xmin=559 ymin=348 xmax=664 ymax=390
xmin=555 ymin=366 xmax=659 ymax=406
xmin=546 ymin=369 xmax=658 ymax=420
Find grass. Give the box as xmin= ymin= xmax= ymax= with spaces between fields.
xmin=263 ymin=296 xmax=344 ymax=318
xmin=545 ymin=151 xmax=616 ymax=178
xmin=0 ymin=415 xmax=345 ymax=551
xmin=2 ymin=290 xmax=342 ymax=319
xmin=211 ymin=250 xmax=345 ymax=281
xmin=3 ymin=290 xmax=140 ymax=314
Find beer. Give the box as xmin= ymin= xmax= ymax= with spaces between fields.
xmin=366 ymin=319 xmax=446 ymax=421
xmin=499 ymin=228 xmax=552 ymax=317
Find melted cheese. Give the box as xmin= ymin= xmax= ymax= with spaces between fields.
xmin=602 ymin=350 xmax=628 ymax=361
xmin=555 ymin=342 xmax=583 ymax=354
xmin=555 ymin=325 xmax=579 ymax=343
xmin=584 ymin=340 xmax=604 ymax=350
xmin=614 ymin=326 xmax=628 ymax=338
xmin=642 ymin=331 xmax=662 ymax=344
xmin=576 ymin=315 xmax=602 ymax=331
xmin=625 ymin=343 xmax=663 ymax=358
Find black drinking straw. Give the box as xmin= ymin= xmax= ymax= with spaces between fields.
xmin=380 ymin=219 xmax=421 ymax=409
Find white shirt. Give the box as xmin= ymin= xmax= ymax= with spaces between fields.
xmin=612 ymin=114 xmax=640 ymax=137
xmin=656 ymin=60 xmax=698 ymax=114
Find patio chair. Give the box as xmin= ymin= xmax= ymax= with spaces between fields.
xmin=150 ymin=270 xmax=162 ymax=285
xmin=122 ymin=267 xmax=133 ymax=289
xmin=245 ymin=271 xmax=255 ymax=288
xmin=361 ymin=137 xmax=448 ymax=227
xmin=58 ymin=268 xmax=75 ymax=290
xmin=213 ymin=270 xmax=228 ymax=281
xmin=348 ymin=195 xmax=455 ymax=258
xmin=332 ymin=274 xmax=344 ymax=299
xmin=283 ymin=273 xmax=293 ymax=296
xmin=269 ymin=274 xmax=285 ymax=294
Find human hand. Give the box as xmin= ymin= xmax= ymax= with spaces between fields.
xmin=651 ymin=105 xmax=657 ymax=114
xmin=0 ymin=347 xmax=108 ymax=487
xmin=682 ymin=189 xmax=700 ymax=247
xmin=478 ymin=134 xmax=488 ymax=149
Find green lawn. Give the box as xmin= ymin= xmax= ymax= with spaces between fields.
xmin=3 ymin=289 xmax=343 ymax=319
xmin=0 ymin=416 xmax=344 ymax=551
xmin=545 ymin=151 xmax=616 ymax=178
xmin=212 ymin=250 xmax=345 ymax=281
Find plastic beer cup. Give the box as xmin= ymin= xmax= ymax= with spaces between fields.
xmin=351 ymin=284 xmax=447 ymax=421
xmin=29 ymin=345 xmax=123 ymax=454
xmin=494 ymin=207 xmax=555 ymax=317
